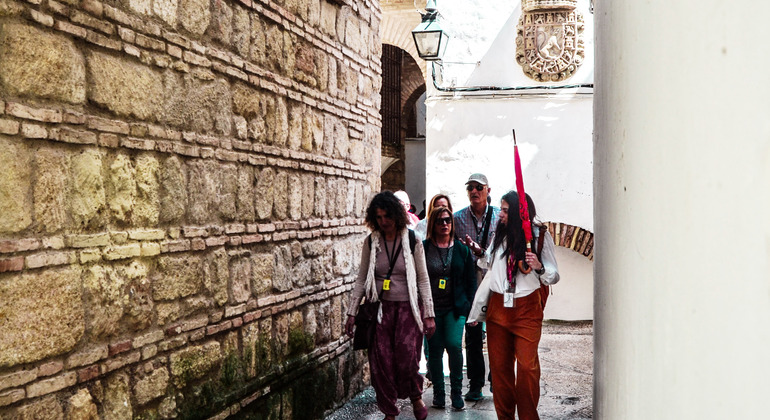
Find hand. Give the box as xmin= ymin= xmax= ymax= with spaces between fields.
xmin=345 ymin=315 xmax=356 ymax=338
xmin=468 ymin=321 xmax=478 ymax=327
xmin=463 ymin=234 xmax=482 ymax=255
xmin=525 ymin=251 xmax=543 ymax=271
xmin=423 ymin=317 xmax=436 ymax=339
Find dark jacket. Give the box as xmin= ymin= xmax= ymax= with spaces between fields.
xmin=423 ymin=238 xmax=477 ymax=318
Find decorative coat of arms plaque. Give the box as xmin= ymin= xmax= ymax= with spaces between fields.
xmin=516 ymin=1 xmax=585 ymax=82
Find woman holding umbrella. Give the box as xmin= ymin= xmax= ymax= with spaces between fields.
xmin=474 ymin=190 xmax=559 ymax=420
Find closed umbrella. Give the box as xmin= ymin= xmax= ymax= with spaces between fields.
xmin=513 ymin=129 xmax=533 ymax=273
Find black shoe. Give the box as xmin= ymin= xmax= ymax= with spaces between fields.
xmin=432 ymin=394 xmax=445 ymax=408
xmin=464 ymin=389 xmax=483 ymax=401
xmin=451 ymin=394 xmax=465 ymax=410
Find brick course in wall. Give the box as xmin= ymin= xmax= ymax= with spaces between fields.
xmin=0 ymin=0 xmax=381 ymax=417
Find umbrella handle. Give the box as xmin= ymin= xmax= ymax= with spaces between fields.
xmin=518 ymin=260 xmax=532 ymax=274
xmin=518 ymin=242 xmax=533 ymax=274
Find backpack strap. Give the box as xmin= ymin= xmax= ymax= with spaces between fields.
xmin=535 ymin=224 xmax=551 ymax=307
xmin=479 ymin=207 xmax=494 ymax=250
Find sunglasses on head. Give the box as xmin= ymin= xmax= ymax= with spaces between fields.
xmin=466 ymin=184 xmax=485 ymax=192
xmin=437 ymin=216 xmax=452 ymax=225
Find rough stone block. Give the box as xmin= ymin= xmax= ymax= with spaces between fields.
xmin=179 ymin=0 xmax=210 ymax=35
xmin=159 ymin=155 xmax=187 ymax=224
xmin=0 ymin=267 xmax=84 ymax=367
xmin=103 ymin=372 xmax=132 ymax=419
xmin=254 ymin=167 xmax=274 ymax=220
xmin=235 ymin=166 xmax=256 ymax=222
xmin=107 ymin=153 xmax=136 ymax=223
xmin=0 ymin=136 xmax=32 ymax=233
xmin=66 ymin=388 xmax=98 ymax=419
xmin=169 ymin=341 xmax=221 ymax=387
xmin=0 ymin=23 xmax=86 ymax=104
xmin=219 ymin=164 xmax=238 ymax=221
xmin=69 ymin=149 xmax=106 ymax=230
xmin=273 ymin=170 xmax=288 ymax=220
xmin=153 ymin=0 xmax=177 ymax=26
xmin=152 ymin=254 xmax=202 ymax=300
xmin=208 ymin=0 xmax=233 ymax=44
xmin=203 ymin=248 xmax=229 ymax=306
xmin=229 ymin=255 xmax=251 ymax=304
xmin=134 ymin=368 xmax=168 ymax=405
xmin=288 ymin=173 xmax=302 ymax=221
xmin=87 ymin=51 xmax=162 ymax=120
xmin=11 ymin=395 xmax=63 ymax=418
xmin=320 ymin=1 xmax=337 ymax=36
xmin=133 ymin=153 xmax=160 ymax=225
xmin=233 ymin=5 xmax=250 ymax=56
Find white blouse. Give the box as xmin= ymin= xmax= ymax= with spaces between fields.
xmin=477 ymin=226 xmax=560 ymax=298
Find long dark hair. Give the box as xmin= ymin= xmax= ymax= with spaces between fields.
xmin=364 ymin=191 xmax=408 ymax=233
xmin=491 ymin=190 xmax=537 ymax=260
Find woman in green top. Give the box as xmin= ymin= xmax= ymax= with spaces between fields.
xmin=423 ymin=206 xmax=477 ymax=410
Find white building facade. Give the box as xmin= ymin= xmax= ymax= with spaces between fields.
xmin=421 ymin=0 xmax=595 ymax=320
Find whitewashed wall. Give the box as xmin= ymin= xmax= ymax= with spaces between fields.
xmin=424 ymin=0 xmax=595 ymax=319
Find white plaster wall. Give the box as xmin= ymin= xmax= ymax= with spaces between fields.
xmin=544 ymin=247 xmax=593 ymax=321
xmin=425 ymin=96 xmax=593 ymax=231
xmin=594 ymin=1 xmax=770 ymax=419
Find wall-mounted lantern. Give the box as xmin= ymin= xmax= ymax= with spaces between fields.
xmin=411 ymin=0 xmax=448 ymax=61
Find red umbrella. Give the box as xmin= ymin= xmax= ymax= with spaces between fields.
xmin=513 ymin=129 xmax=533 ymax=273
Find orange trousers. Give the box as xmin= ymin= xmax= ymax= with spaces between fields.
xmin=486 ymin=291 xmax=544 ymax=420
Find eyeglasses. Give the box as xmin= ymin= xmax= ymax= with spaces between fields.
xmin=437 ymin=217 xmax=452 ymax=225
xmin=466 ymin=184 xmax=485 ymax=192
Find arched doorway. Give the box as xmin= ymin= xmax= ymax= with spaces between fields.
xmin=380 ymin=44 xmax=427 ymax=213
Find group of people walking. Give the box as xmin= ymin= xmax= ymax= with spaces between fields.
xmin=345 ymin=173 xmax=561 ymax=420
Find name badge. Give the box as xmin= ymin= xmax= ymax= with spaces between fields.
xmin=503 ymin=292 xmax=515 ymax=308
xmin=438 ymin=278 xmax=447 ymax=289
xmin=383 ymin=279 xmax=391 ymax=291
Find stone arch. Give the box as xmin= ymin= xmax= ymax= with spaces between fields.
xmin=380 ymin=9 xmax=428 ymax=80
xmin=541 ymin=222 xmax=594 ymax=260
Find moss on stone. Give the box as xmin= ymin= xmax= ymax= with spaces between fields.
xmin=287 ymin=327 xmax=314 ymax=358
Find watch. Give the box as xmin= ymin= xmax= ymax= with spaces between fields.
xmin=535 ymin=266 xmax=545 ymax=275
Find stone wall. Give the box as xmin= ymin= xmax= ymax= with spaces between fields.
xmin=0 ymin=0 xmax=381 ymax=417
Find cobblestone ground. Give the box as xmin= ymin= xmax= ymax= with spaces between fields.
xmin=326 ymin=321 xmax=593 ymax=420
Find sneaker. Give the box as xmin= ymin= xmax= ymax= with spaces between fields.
xmin=431 ymin=394 xmax=445 ymax=408
xmin=464 ymin=390 xmax=483 ymax=401
xmin=451 ymin=394 xmax=465 ymax=410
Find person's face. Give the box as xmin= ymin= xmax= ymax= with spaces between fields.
xmin=434 ymin=197 xmax=449 ymax=209
xmin=499 ymin=200 xmax=509 ymax=226
xmin=466 ymin=182 xmax=489 ymax=207
xmin=399 ymin=200 xmax=410 ymax=213
xmin=376 ymin=208 xmax=396 ymax=235
xmin=432 ymin=210 xmax=452 ymax=237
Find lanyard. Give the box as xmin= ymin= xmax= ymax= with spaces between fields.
xmin=506 ymin=253 xmax=517 ymax=292
xmin=383 ymin=238 xmax=403 ymax=279
xmin=433 ymin=242 xmax=451 ymax=273
xmin=472 ymin=207 xmax=489 ymax=243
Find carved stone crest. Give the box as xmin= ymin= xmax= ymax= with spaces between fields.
xmin=516 ymin=5 xmax=585 ymax=82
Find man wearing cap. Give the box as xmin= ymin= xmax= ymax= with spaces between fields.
xmin=453 ymin=173 xmax=500 ymax=401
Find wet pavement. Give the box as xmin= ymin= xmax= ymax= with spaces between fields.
xmin=326 ymin=321 xmax=593 ymax=420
